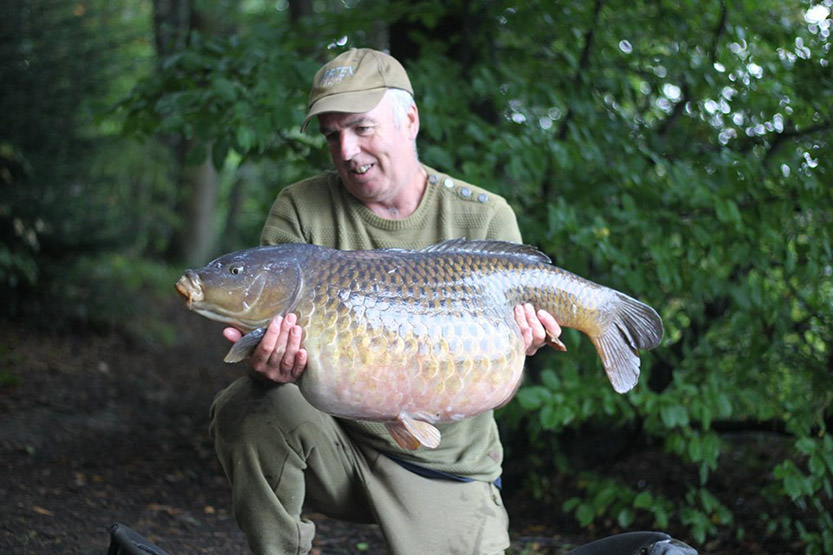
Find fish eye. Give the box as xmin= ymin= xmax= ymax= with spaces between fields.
xmin=230 ymin=265 xmax=244 ymax=275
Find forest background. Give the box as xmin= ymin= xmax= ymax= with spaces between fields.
xmin=1 ymin=0 xmax=831 ymax=553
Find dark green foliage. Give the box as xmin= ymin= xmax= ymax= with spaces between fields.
xmin=0 ymin=0 xmax=180 ymax=333
xmin=1 ymin=0 xmax=103 ymax=319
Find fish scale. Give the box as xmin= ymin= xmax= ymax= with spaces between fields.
xmin=176 ymin=239 xmax=663 ymax=450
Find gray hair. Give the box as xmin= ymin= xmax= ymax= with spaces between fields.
xmin=386 ymin=88 xmax=417 ymax=129
xmin=386 ymin=89 xmax=419 ymax=159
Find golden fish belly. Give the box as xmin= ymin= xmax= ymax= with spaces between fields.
xmin=296 ymin=291 xmax=527 ymax=423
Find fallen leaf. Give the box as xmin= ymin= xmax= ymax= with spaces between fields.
xmin=148 ymin=503 xmax=180 ymax=515
xmin=32 ymin=505 xmax=54 ymax=516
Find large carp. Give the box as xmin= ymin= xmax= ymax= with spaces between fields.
xmin=176 ymin=240 xmax=663 ymax=450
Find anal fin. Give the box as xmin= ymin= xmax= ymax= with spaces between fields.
xmin=385 ymin=415 xmax=441 ymax=450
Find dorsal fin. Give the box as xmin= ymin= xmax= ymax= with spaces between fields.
xmin=420 ymin=239 xmax=551 ymax=265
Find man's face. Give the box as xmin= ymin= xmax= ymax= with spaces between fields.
xmin=318 ymin=93 xmax=419 ymax=206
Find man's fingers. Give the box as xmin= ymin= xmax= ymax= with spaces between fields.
xmin=245 ymin=313 xmax=308 ymax=384
xmin=537 ymin=309 xmax=562 ymax=335
xmin=514 ymin=306 xmax=531 ymax=349
xmin=262 ymin=316 xmax=284 ymax=349
xmin=514 ymin=305 xmax=525 ymax=329
xmin=223 ymin=327 xmax=243 ymax=343
xmin=274 ymin=313 xmax=295 ymax=353
xmin=251 ymin=316 xmax=283 ymax=369
xmin=279 ymin=323 xmax=302 ymax=370
xmin=286 ymin=316 xmax=302 ymax=350
xmin=524 ymin=303 xmax=546 ymax=341
xmin=514 ymin=304 xmax=566 ymax=355
xmin=537 ymin=309 xmax=566 ymax=352
xmin=290 ymin=349 xmax=308 ymax=380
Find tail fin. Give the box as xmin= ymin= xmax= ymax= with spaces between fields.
xmin=590 ymin=292 xmax=664 ymax=393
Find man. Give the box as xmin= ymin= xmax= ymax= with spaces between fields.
xmin=210 ymin=48 xmax=562 ymax=554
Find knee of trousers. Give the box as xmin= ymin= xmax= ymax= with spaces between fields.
xmin=209 ymin=377 xmax=334 ymax=464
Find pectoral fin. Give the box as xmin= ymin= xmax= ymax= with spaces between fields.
xmin=224 ymin=327 xmax=267 ymax=363
xmin=385 ymin=415 xmax=441 ymax=450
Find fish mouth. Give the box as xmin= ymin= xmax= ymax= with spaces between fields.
xmin=175 ymin=271 xmax=204 ymax=308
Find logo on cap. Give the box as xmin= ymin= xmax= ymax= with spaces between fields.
xmin=318 ymin=66 xmax=355 ymax=88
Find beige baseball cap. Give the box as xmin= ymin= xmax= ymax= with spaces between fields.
xmin=302 ymin=48 xmax=414 ymax=131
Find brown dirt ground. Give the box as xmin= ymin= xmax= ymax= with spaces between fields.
xmin=0 ymin=296 xmax=806 ymax=554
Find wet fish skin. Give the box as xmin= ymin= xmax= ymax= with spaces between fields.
xmin=176 ymin=240 xmax=664 ymax=449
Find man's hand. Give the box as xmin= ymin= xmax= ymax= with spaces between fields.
xmin=514 ymin=303 xmax=565 ymax=356
xmin=223 ymin=313 xmax=307 ymax=383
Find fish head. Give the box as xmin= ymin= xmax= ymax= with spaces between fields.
xmin=176 ymin=246 xmax=303 ymax=331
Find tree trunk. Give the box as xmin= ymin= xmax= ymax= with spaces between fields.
xmin=288 ymin=0 xmax=312 ymax=22
xmin=220 ymin=166 xmax=247 ymax=253
xmin=152 ymin=0 xmax=191 ymax=59
xmin=389 ymin=0 xmax=498 ymax=124
xmin=151 ymin=0 xmax=222 ymax=264
xmin=182 ymin=149 xmax=219 ymax=265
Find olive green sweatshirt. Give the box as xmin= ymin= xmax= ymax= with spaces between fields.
xmin=259 ymin=164 xmax=522 ymax=482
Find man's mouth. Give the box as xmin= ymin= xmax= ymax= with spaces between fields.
xmin=352 ymin=164 xmax=373 ymax=175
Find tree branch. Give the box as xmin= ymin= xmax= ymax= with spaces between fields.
xmin=762 ymin=121 xmax=830 ymax=166
xmin=556 ymin=0 xmax=604 ymax=142
xmin=656 ymin=81 xmax=690 ymax=138
xmin=708 ymin=0 xmax=728 ymax=66
xmin=657 ymin=2 xmax=727 ymax=139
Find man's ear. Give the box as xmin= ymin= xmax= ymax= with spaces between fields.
xmin=406 ymin=104 xmax=420 ymax=140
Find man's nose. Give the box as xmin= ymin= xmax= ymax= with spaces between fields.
xmin=335 ymin=134 xmax=360 ymax=160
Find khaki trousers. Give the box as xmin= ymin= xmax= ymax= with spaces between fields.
xmin=209 ymin=377 xmax=510 ymax=555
